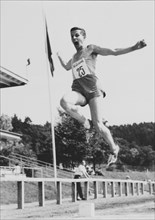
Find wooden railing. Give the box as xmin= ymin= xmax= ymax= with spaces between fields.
xmin=1 ymin=176 xmax=155 ymax=209
xmin=0 ymin=165 xmax=42 ymax=178
xmin=10 ymin=153 xmax=73 ymax=173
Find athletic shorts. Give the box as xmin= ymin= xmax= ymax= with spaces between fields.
xmin=71 ymin=74 xmax=106 ymax=106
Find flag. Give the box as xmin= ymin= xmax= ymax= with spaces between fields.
xmin=26 ymin=58 xmax=30 ymax=66
xmin=45 ymin=19 xmax=54 ymax=76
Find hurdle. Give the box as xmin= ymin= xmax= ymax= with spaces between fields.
xmin=1 ymin=176 xmax=155 ymax=209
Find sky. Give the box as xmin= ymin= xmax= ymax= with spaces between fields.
xmin=1 ymin=1 xmax=154 ymax=126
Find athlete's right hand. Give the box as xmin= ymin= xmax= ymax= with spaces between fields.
xmin=56 ymin=52 xmax=60 ymax=58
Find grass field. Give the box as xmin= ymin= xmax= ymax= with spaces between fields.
xmin=1 ymin=194 xmax=154 ymax=219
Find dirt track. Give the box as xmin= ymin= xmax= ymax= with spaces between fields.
xmin=1 ymin=194 xmax=154 ymax=220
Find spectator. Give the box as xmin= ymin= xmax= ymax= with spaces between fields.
xmin=86 ymin=165 xmax=95 ymax=175
xmin=95 ymin=167 xmax=104 ymax=176
xmin=74 ymin=160 xmax=89 ymax=200
xmin=14 ymin=163 xmax=21 ymax=175
xmin=59 ymin=163 xmax=63 ymax=170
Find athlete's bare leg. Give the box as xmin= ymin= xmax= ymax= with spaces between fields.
xmin=61 ymin=92 xmax=119 ymax=165
xmin=89 ymin=96 xmax=117 ymax=152
xmin=60 ymin=91 xmax=90 ymax=128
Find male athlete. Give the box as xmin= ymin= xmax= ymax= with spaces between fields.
xmin=57 ymin=27 xmax=146 ymax=167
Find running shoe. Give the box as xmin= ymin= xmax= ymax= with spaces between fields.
xmin=106 ymin=144 xmax=120 ymax=167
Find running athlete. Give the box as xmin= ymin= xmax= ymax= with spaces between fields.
xmin=57 ymin=27 xmax=146 ymax=167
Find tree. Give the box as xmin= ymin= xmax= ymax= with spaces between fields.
xmin=0 ymin=114 xmax=13 ymax=131
xmin=138 ymin=145 xmax=155 ymax=168
xmin=85 ymin=132 xmax=108 ymax=170
xmin=55 ymin=110 xmax=87 ymax=167
xmin=4 ymin=112 xmax=154 ymax=170
xmin=11 ymin=114 xmax=23 ymax=133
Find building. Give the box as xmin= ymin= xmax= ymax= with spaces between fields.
xmin=0 ymin=66 xmax=28 ymax=88
xmin=0 ymin=66 xmax=28 ymax=149
xmin=0 ymin=129 xmax=22 ymax=151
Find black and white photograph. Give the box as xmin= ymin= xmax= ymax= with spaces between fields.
xmin=0 ymin=1 xmax=154 ymax=219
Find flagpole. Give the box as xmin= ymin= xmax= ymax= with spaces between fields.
xmin=41 ymin=6 xmax=57 ymax=180
xmin=48 ymin=70 xmax=57 ymax=180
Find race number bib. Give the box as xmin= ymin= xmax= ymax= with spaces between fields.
xmin=72 ymin=58 xmax=90 ymax=79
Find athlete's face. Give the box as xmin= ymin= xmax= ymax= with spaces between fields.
xmin=71 ymin=30 xmax=85 ymax=50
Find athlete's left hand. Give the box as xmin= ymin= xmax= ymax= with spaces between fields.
xmin=134 ymin=40 xmax=147 ymax=50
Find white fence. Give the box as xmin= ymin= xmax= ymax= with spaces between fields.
xmin=1 ymin=176 xmax=155 ymax=209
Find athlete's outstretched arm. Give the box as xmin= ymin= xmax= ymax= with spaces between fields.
xmin=57 ymin=52 xmax=72 ymax=71
xmin=90 ymin=40 xmax=147 ymax=56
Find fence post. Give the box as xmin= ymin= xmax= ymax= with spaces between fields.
xmin=118 ymin=182 xmax=122 ymax=197
xmin=32 ymin=168 xmax=34 ymax=177
xmin=72 ymin=182 xmax=76 ymax=202
xmin=103 ymin=181 xmax=107 ymax=198
xmin=125 ymin=182 xmax=129 ymax=196
xmin=17 ymin=181 xmax=24 ymax=209
xmin=57 ymin=181 xmax=62 ymax=204
xmin=153 ymin=183 xmax=155 ymax=193
xmin=131 ymin=182 xmax=134 ymax=196
xmin=136 ymin=182 xmax=140 ymax=195
xmin=93 ymin=181 xmax=98 ymax=199
xmin=38 ymin=181 xmax=45 ymax=206
xmin=111 ymin=181 xmax=115 ymax=197
xmin=141 ymin=182 xmax=144 ymax=195
xmin=84 ymin=181 xmax=89 ymax=200
xmin=148 ymin=181 xmax=152 ymax=194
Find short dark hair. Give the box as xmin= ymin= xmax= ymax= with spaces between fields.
xmin=70 ymin=27 xmax=86 ymax=38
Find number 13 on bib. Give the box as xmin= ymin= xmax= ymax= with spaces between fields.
xmin=72 ymin=58 xmax=90 ymax=79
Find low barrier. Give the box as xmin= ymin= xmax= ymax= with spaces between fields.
xmin=1 ymin=176 xmax=155 ymax=209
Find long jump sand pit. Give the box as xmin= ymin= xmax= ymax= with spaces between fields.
xmin=1 ymin=194 xmax=154 ymax=219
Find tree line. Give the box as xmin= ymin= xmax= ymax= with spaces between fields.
xmin=0 ymin=113 xmax=154 ymax=170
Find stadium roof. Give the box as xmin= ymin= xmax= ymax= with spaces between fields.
xmin=0 ymin=66 xmax=28 ymax=88
xmin=0 ymin=129 xmax=22 ymax=141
